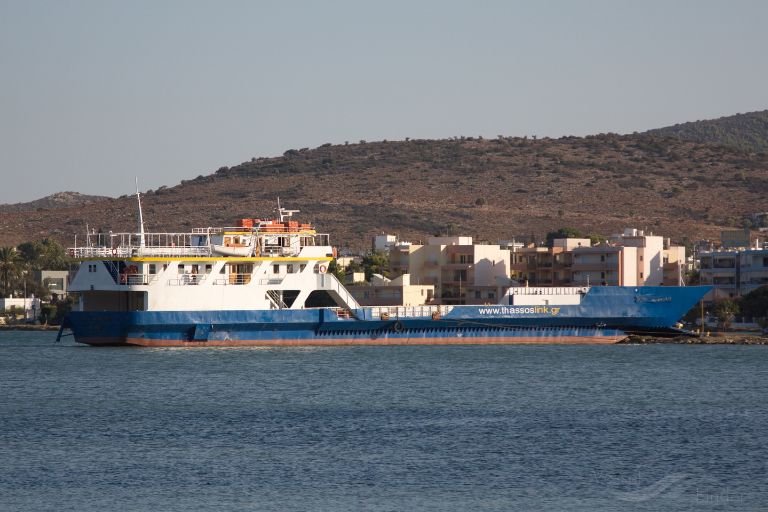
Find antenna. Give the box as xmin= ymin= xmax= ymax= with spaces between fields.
xmin=136 ymin=178 xmax=146 ymax=248
xmin=276 ymin=196 xmax=300 ymax=222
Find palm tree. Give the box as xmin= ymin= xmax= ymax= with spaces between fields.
xmin=0 ymin=246 xmax=23 ymax=298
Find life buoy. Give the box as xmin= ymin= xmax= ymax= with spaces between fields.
xmin=392 ymin=321 xmax=404 ymax=333
xmin=112 ymin=248 xmax=118 ymax=257
xmin=319 ymin=265 xmax=327 ymax=274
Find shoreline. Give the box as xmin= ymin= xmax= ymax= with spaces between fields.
xmin=0 ymin=324 xmax=60 ymax=332
xmin=619 ymin=334 xmax=768 ymax=345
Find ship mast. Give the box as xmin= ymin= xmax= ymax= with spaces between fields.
xmin=136 ymin=178 xmax=146 ymax=249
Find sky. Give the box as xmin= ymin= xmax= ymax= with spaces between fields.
xmin=0 ymin=0 xmax=766 ymax=204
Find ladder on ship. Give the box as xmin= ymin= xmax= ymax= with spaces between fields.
xmin=266 ymin=289 xmax=288 ymax=309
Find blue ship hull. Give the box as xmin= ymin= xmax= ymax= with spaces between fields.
xmin=61 ymin=286 xmax=710 ymax=347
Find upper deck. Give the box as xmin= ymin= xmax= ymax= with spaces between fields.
xmin=69 ymin=220 xmax=331 ymax=261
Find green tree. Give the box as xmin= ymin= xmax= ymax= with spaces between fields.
xmin=545 ymin=227 xmax=583 ymax=247
xmin=361 ymin=252 xmax=389 ymax=281
xmin=712 ymin=299 xmax=739 ymax=329
xmin=738 ymin=286 xmax=768 ymax=321
xmin=328 ymin=258 xmax=346 ymax=282
xmin=588 ymin=234 xmax=607 ymax=245
xmin=39 ymin=238 xmax=70 ymax=270
xmin=18 ymin=238 xmax=70 ymax=271
xmin=0 ymin=246 xmax=23 ymax=297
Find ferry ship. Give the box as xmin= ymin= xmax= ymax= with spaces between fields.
xmin=60 ymin=197 xmax=710 ymax=347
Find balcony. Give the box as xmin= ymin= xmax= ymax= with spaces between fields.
xmin=442 ymin=262 xmax=473 ymax=269
xmin=571 ymin=263 xmax=615 ymax=271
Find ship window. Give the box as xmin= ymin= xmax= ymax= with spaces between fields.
xmin=148 ymin=264 xmax=156 ymax=274
xmin=162 ymin=264 xmax=168 ymax=272
xmin=220 ymin=266 xmax=226 ymax=274
xmin=273 ymin=264 xmax=280 ymax=274
xmin=287 ymin=264 xmax=295 ymax=274
xmin=601 ymin=272 xmax=605 ymax=279
xmin=206 ymin=264 xmax=212 ymax=274
xmin=300 ymin=264 xmax=306 ymax=272
xmin=178 ymin=266 xmax=184 ymax=274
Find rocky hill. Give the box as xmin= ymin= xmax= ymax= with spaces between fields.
xmin=646 ymin=110 xmax=768 ymax=153
xmin=0 ymin=191 xmax=111 ymax=214
xmin=1 ymin=132 xmax=767 ymax=249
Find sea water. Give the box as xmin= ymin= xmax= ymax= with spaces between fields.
xmin=1 ymin=331 xmax=766 ymax=511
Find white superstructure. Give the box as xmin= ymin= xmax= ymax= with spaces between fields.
xmin=68 ymin=206 xmax=360 ymax=313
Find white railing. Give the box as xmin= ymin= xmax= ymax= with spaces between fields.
xmin=70 ymin=245 xmax=211 ymax=259
xmin=167 ymin=275 xmax=207 ymax=286
xmin=318 ymin=273 xmax=360 ymax=309
xmin=370 ymin=305 xmax=455 ymax=318
xmin=134 ymin=246 xmax=211 ymax=258
xmin=115 ymin=274 xmax=159 ymax=286
xmin=507 ymin=286 xmax=589 ymax=295
xmin=211 ymin=274 xmax=251 ymax=286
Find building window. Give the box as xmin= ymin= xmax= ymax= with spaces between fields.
xmin=488 ymin=292 xmax=495 ymax=299
xmin=601 ymin=272 xmax=605 ymax=279
xmin=600 ymin=255 xmax=605 ymax=262
xmin=640 ymin=272 xmax=644 ymax=278
xmin=475 ymin=290 xmax=481 ymax=299
xmin=640 ymin=255 xmax=644 ymax=261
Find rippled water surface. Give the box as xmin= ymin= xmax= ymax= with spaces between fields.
xmin=1 ymin=331 xmax=767 ymax=511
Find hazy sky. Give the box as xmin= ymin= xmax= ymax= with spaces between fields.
xmin=1 ymin=0 xmax=766 ymax=203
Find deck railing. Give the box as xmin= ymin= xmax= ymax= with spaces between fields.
xmin=369 ymin=305 xmax=455 ymax=319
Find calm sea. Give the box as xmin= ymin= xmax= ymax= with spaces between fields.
xmin=1 ymin=331 xmax=766 ymax=511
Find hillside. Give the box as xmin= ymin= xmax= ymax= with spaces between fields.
xmin=1 ymin=133 xmax=766 ymax=249
xmin=646 ymin=110 xmax=768 ymax=153
xmin=0 ymin=191 xmax=111 ymax=214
